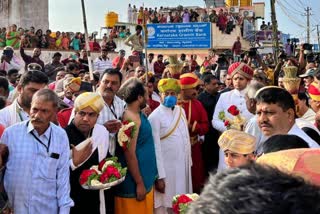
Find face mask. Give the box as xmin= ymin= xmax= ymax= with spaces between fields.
xmin=163 ymin=95 xmax=177 ymax=108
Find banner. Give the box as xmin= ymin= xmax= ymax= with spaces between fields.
xmin=147 ymin=23 xmax=212 ymax=49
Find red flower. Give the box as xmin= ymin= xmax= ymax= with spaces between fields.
xmin=99 ymin=165 xmax=121 ymax=183
xmin=224 ymin=120 xmax=230 ymax=127
xmin=172 ymin=202 xmax=180 ymax=214
xmin=122 ymin=120 xmax=129 ymax=125
xmin=124 ymin=126 xmax=133 ymax=137
xmin=79 ymin=169 xmax=98 ymax=185
xmin=98 ymin=159 xmax=106 ymax=171
xmin=228 ymin=105 xmax=240 ymax=116
xmin=177 ymin=194 xmax=192 ymax=204
xmin=106 ymin=165 xmax=121 ymax=179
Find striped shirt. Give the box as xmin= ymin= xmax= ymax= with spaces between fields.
xmin=93 ymin=57 xmax=112 ymax=75
xmin=2 ymin=120 xmax=73 ymax=214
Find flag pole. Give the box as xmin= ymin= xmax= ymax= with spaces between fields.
xmin=143 ymin=3 xmax=149 ymax=84
xmin=80 ymin=0 xmax=95 ymax=91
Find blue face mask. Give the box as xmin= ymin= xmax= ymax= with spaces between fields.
xmin=163 ymin=95 xmax=177 ymax=108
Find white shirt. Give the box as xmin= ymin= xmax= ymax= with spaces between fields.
xmin=97 ymin=95 xmax=125 ymax=155
xmin=147 ymin=60 xmax=155 ymax=74
xmin=288 ymin=123 xmax=320 ymax=148
xmin=212 ymin=88 xmax=254 ymax=132
xmin=0 ymin=99 xmax=29 ymax=128
xmin=93 ymin=57 xmax=112 ymax=75
xmin=152 ymin=91 xmax=161 ymax=103
xmin=301 ymin=108 xmax=316 ymax=124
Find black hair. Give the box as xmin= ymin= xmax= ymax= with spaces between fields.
xmin=188 ymin=163 xmax=320 ymax=214
xmin=262 ymin=134 xmax=309 ymax=154
xmin=298 ymin=92 xmax=309 ymax=107
xmin=135 ymin=25 xmax=143 ymax=31
xmin=148 ymin=76 xmax=155 ymax=84
xmin=118 ymin=78 xmax=146 ymax=104
xmin=101 ymin=68 xmax=123 ymax=83
xmin=157 ymin=54 xmax=163 ymax=58
xmin=0 ymin=70 xmax=6 ymax=77
xmin=7 ymin=69 xmax=19 ymax=77
xmin=19 ymin=70 xmax=49 ymax=87
xmin=255 ymin=87 xmax=295 ymax=113
xmin=0 ymin=77 xmax=9 ymax=91
xmin=201 ymin=73 xmax=218 ymax=84
xmin=0 ymin=96 xmax=6 ymax=110
xmin=66 ymin=62 xmax=79 ymax=72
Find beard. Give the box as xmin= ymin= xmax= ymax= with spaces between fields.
xmin=21 ymin=95 xmax=32 ymax=108
xmin=139 ymin=98 xmax=147 ymax=110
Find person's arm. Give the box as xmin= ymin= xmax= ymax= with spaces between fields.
xmin=212 ymin=93 xmax=227 ymax=133
xmin=19 ymin=45 xmax=32 ymax=63
xmin=122 ymin=111 xmax=146 ymax=201
xmin=191 ymin=102 xmax=209 ymax=136
xmin=124 ymin=35 xmax=133 ymax=47
xmin=148 ymin=112 xmax=166 ymax=193
xmin=298 ymin=45 xmax=305 ymax=73
xmin=57 ymin=133 xmax=74 ymax=214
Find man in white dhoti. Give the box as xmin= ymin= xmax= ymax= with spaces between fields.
xmin=149 ymin=78 xmax=192 ymax=214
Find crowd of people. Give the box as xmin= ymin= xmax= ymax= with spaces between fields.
xmin=0 ymin=23 xmax=319 ymax=214
xmin=127 ymin=4 xmax=251 ymax=34
xmin=0 ymin=24 xmax=130 ymax=52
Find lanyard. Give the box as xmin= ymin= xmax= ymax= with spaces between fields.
xmin=27 ymin=122 xmax=52 ymax=153
xmin=106 ymin=102 xmax=118 ymax=119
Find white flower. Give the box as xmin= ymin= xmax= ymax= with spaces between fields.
xmin=187 ymin=193 xmax=200 ymax=201
xmin=102 ymin=160 xmax=115 ymax=172
xmin=90 ymin=165 xmax=100 ymax=173
xmin=90 ymin=179 xmax=102 ymax=186
xmin=118 ymin=130 xmax=129 ymax=142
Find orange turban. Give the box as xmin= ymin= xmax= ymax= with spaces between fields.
xmin=179 ymin=73 xmax=199 ymax=90
xmin=228 ymin=62 xmax=254 ymax=80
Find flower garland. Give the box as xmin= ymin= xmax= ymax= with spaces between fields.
xmin=117 ymin=120 xmax=136 ymax=150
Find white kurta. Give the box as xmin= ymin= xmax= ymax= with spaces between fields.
xmin=212 ymin=89 xmax=254 ymax=133
xmin=149 ymin=105 xmax=192 ymax=210
xmin=212 ymin=88 xmax=254 ymax=171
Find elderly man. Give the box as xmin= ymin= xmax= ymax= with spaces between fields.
xmin=20 ymin=45 xmax=45 ymax=72
xmin=0 ymin=70 xmax=48 ymax=128
xmin=218 ymin=129 xmax=256 ymax=168
xmin=179 ymin=73 xmax=208 ymax=194
xmin=1 ymin=89 xmax=74 ymax=213
xmin=65 ymin=92 xmax=109 ymax=214
xmin=149 ymin=78 xmax=192 ymax=214
xmin=255 ymin=87 xmax=319 ymax=149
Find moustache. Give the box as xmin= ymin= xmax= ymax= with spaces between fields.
xmin=259 ymin=122 xmax=272 ymax=128
xmin=31 ymin=118 xmax=44 ymax=123
xmin=105 ymin=87 xmax=114 ymax=93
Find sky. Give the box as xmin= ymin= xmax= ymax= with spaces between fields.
xmin=49 ymin=0 xmax=320 ymax=43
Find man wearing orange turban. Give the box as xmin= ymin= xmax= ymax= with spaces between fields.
xmin=179 ymin=73 xmax=209 ymax=194
xmin=212 ymin=62 xmax=255 ymax=171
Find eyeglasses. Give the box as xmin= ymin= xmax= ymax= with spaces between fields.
xmin=77 ymin=111 xmax=98 ymax=118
